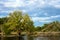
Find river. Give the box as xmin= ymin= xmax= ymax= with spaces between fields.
xmin=0 ymin=35 xmax=60 ymax=40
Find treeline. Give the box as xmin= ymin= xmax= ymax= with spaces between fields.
xmin=0 ymin=11 xmax=35 ymax=35
xmin=0 ymin=11 xmax=60 ymax=35
xmin=35 ymin=21 xmax=60 ymax=32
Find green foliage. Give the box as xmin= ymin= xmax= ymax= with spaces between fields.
xmin=0 ymin=17 xmax=7 ymax=24
xmin=3 ymin=25 xmax=12 ymax=35
xmin=41 ymin=21 xmax=60 ymax=32
xmin=0 ymin=17 xmax=8 ymax=32
xmin=3 ymin=11 xmax=34 ymax=35
xmin=34 ymin=21 xmax=60 ymax=32
xmin=22 ymin=14 xmax=35 ymax=32
xmin=35 ymin=26 xmax=42 ymax=31
xmin=3 ymin=11 xmax=23 ymax=35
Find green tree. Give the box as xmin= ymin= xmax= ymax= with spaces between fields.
xmin=3 ymin=11 xmax=23 ymax=35
xmin=3 ymin=11 xmax=35 ymax=35
xmin=22 ymin=14 xmax=35 ymax=34
xmin=41 ymin=21 xmax=60 ymax=32
xmin=0 ymin=17 xmax=8 ymax=32
xmin=0 ymin=17 xmax=7 ymax=24
xmin=35 ymin=26 xmax=42 ymax=31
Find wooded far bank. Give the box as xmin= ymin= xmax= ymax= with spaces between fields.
xmin=0 ymin=11 xmax=60 ymax=35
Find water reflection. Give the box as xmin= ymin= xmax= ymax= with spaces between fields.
xmin=19 ymin=35 xmax=24 ymax=40
xmin=34 ymin=37 xmax=49 ymax=40
xmin=28 ymin=35 xmax=34 ymax=40
xmin=0 ymin=35 xmax=60 ymax=40
xmin=3 ymin=37 xmax=17 ymax=40
xmin=34 ymin=36 xmax=60 ymax=40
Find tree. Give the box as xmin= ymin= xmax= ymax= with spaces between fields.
xmin=21 ymin=14 xmax=35 ymax=35
xmin=35 ymin=26 xmax=42 ymax=31
xmin=3 ymin=11 xmax=34 ymax=35
xmin=0 ymin=17 xmax=7 ymax=24
xmin=41 ymin=21 xmax=60 ymax=32
xmin=0 ymin=17 xmax=8 ymax=32
xmin=3 ymin=11 xmax=23 ymax=35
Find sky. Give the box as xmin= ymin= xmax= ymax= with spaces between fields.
xmin=0 ymin=0 xmax=60 ymax=26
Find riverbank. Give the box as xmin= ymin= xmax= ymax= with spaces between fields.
xmin=0 ymin=32 xmax=60 ymax=40
xmin=31 ymin=32 xmax=60 ymax=37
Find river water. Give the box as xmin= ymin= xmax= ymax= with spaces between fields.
xmin=23 ymin=35 xmax=60 ymax=40
xmin=0 ymin=35 xmax=60 ymax=40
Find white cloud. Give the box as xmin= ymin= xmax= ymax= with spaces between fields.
xmin=0 ymin=15 xmax=6 ymax=18
xmin=44 ymin=13 xmax=48 ymax=16
xmin=31 ymin=17 xmax=52 ymax=23
xmin=30 ymin=13 xmax=38 ymax=17
xmin=0 ymin=10 xmax=13 ymax=13
xmin=49 ymin=0 xmax=60 ymax=8
xmin=4 ymin=2 xmax=24 ymax=8
xmin=2 ymin=0 xmax=46 ymax=8
xmin=0 ymin=0 xmax=60 ymax=18
xmin=54 ymin=5 xmax=60 ymax=8
xmin=26 ymin=0 xmax=36 ymax=5
xmin=31 ymin=15 xmax=60 ymax=22
xmin=1 ymin=0 xmax=60 ymax=13
xmin=31 ymin=17 xmax=50 ymax=22
xmin=22 ymin=10 xmax=27 ymax=13
xmin=51 ymin=15 xmax=60 ymax=18
xmin=0 ymin=1 xmax=3 ymax=4
xmin=0 ymin=0 xmax=60 ymax=9
xmin=39 ymin=20 xmax=52 ymax=22
xmin=7 ymin=0 xmax=16 ymax=2
xmin=2 ymin=0 xmax=26 ymax=8
xmin=3 ymin=0 xmax=37 ymax=8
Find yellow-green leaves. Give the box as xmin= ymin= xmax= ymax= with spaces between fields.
xmin=3 ymin=11 xmax=34 ymax=35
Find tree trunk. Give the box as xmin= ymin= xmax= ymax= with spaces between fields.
xmin=18 ymin=30 xmax=24 ymax=40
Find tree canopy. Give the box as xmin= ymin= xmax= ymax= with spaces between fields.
xmin=41 ymin=21 xmax=60 ymax=32
xmin=2 ymin=11 xmax=34 ymax=35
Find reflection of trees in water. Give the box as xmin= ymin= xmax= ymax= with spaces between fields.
xmin=18 ymin=35 xmax=24 ymax=40
xmin=48 ymin=36 xmax=60 ymax=40
xmin=28 ymin=35 xmax=34 ymax=40
xmin=0 ymin=35 xmax=60 ymax=40
xmin=0 ymin=35 xmax=24 ymax=40
xmin=3 ymin=37 xmax=17 ymax=40
xmin=34 ymin=36 xmax=60 ymax=40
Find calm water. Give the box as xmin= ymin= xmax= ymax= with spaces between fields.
xmin=33 ymin=36 xmax=60 ymax=40
xmin=25 ymin=35 xmax=60 ymax=40
xmin=0 ymin=35 xmax=60 ymax=40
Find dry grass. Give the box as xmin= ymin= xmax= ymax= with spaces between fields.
xmin=33 ymin=32 xmax=60 ymax=37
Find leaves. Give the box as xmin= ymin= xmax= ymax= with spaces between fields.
xmin=41 ymin=21 xmax=60 ymax=32
xmin=3 ymin=11 xmax=34 ymax=35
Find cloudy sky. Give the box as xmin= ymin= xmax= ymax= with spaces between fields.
xmin=0 ymin=0 xmax=60 ymax=26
